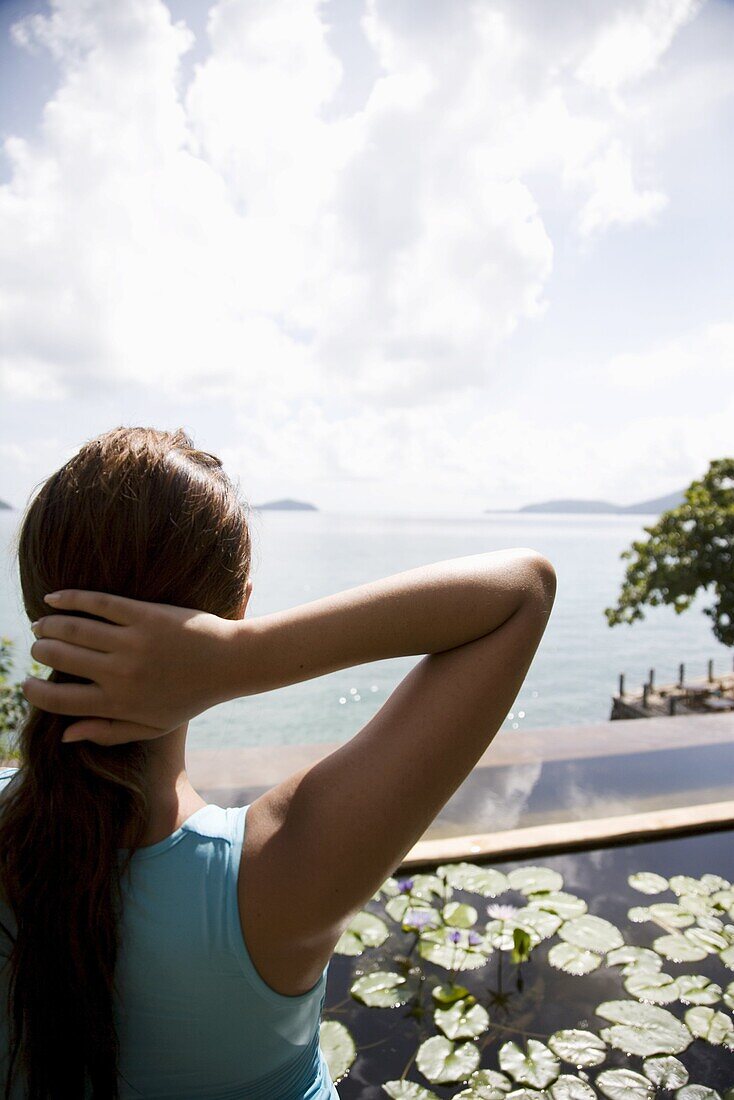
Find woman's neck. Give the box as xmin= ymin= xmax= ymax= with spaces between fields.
xmin=125 ymin=725 xmax=207 ymax=848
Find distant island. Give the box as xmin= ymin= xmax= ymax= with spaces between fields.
xmin=252 ymin=498 xmax=318 ymax=511
xmin=488 ymin=489 xmax=685 ymax=515
xmin=0 ymin=499 xmax=11 ymax=511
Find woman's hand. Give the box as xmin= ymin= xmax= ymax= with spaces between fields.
xmin=22 ymin=590 xmax=242 ymax=745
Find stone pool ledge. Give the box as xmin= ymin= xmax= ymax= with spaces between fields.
xmin=188 ymin=712 xmax=734 ymax=856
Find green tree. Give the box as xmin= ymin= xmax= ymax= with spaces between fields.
xmin=605 ymin=458 xmax=734 ymax=646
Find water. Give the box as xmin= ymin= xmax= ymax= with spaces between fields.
xmin=1 ymin=508 xmax=730 ymax=750
xmin=324 ymin=829 xmax=734 ymax=1096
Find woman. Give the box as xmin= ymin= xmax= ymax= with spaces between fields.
xmin=3 ymin=426 xmax=555 ymax=1099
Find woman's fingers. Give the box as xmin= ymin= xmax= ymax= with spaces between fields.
xmin=30 ymin=638 xmax=108 ymax=680
xmin=61 ymin=719 xmax=168 ymax=746
xmin=43 ymin=589 xmax=140 ymax=626
xmin=21 ymin=675 xmax=111 ymax=717
xmin=31 ymin=613 xmax=119 ymax=653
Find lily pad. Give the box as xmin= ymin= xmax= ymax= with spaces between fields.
xmin=676 ymin=1089 xmax=723 ymax=1100
xmin=335 ymin=910 xmax=391 ymax=955
xmin=351 ymin=971 xmax=409 ymax=1008
xmin=684 ymin=1006 xmax=734 ymax=1046
xmin=548 ymin=1078 xmax=596 ymax=1100
xmin=629 ymin=872 xmax=669 ymax=895
xmin=720 ymin=943 xmax=734 ymax=969
xmin=419 ymin=928 xmax=490 ymax=971
xmin=387 ymin=893 xmax=445 ymax=924
xmin=624 ymin=970 xmax=679 ymax=1004
xmin=319 ymin=1020 xmax=356 ymax=1082
xmin=507 ymin=866 xmax=564 ymax=895
xmin=411 ymin=873 xmax=451 ymax=902
xmin=443 ymin=902 xmax=479 ymax=928
xmin=548 ymin=942 xmax=602 ymax=976
xmin=723 ymin=980 xmax=734 ymax=1010
xmin=527 ymin=892 xmax=587 ymax=920
xmin=453 ymin=1069 xmax=513 ymax=1098
xmin=606 ymin=945 xmax=662 ymax=973
xmin=437 ymin=863 xmax=509 ymax=897
xmin=642 ymin=1055 xmax=689 ymax=1088
xmin=679 ymin=894 xmax=718 ymax=918
xmin=375 ymin=876 xmax=401 ymax=899
xmin=485 ymin=917 xmax=540 ymax=952
xmin=402 ymin=906 xmax=441 ymax=933
xmin=382 ymin=1083 xmax=440 ymax=1099
xmin=653 ymin=934 xmax=708 ymax=963
xmin=684 ymin=926 xmax=729 ymax=953
xmin=416 ymin=1035 xmax=481 ymax=1084
xmin=558 ymin=915 xmax=623 ymax=953
xmin=596 ymin=1000 xmax=692 ymax=1056
xmin=695 ymin=913 xmax=725 ymax=931
xmin=596 ymin=1068 xmax=653 ymax=1099
xmin=386 ymin=895 xmax=414 ymax=922
xmin=547 ymin=1029 xmax=606 ymax=1067
xmin=498 ymin=1039 xmax=560 ymax=1089
xmin=701 ymin=874 xmax=730 ymax=892
xmin=518 ymin=907 xmax=563 ymax=941
xmin=712 ymin=888 xmax=734 ymax=914
xmin=649 ymin=903 xmax=696 ymax=928
xmin=434 ymin=998 xmax=489 ymax=1040
xmin=628 ymin=906 xmax=652 ymax=923
xmin=432 ymin=982 xmax=470 ymax=1005
xmin=676 ymin=974 xmax=722 ymax=1006
xmin=669 ymin=875 xmax=708 ymax=897
xmin=506 ymin=1091 xmax=546 ymax=1100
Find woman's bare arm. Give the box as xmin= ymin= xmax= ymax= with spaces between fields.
xmin=228 ymin=548 xmax=552 ymax=693
xmin=25 ymin=548 xmax=553 ymax=744
xmin=241 ymin=553 xmax=556 ymax=993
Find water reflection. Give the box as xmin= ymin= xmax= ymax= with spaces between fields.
xmin=428 ymin=741 xmax=734 ymax=838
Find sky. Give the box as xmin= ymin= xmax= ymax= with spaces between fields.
xmin=0 ymin=0 xmax=732 ymax=516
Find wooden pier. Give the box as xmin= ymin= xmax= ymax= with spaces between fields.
xmin=611 ymin=658 xmax=734 ymax=719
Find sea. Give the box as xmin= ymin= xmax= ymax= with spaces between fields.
xmin=0 ymin=508 xmax=729 ymax=751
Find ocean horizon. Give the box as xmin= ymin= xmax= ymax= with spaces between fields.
xmin=1 ymin=508 xmax=730 ymax=751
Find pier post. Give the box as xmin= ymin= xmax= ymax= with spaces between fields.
xmin=618 ymin=673 xmax=625 ymax=698
xmin=649 ymin=668 xmax=655 ymax=691
xmin=708 ymin=659 xmax=714 ymax=682
xmin=642 ymin=684 xmax=649 ymax=709
xmin=678 ymin=663 xmax=685 ymax=688
xmin=668 ymin=696 xmax=677 ymax=716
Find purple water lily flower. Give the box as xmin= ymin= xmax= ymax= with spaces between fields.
xmin=448 ymin=930 xmax=462 ymax=944
xmin=467 ymin=930 xmax=483 ymax=946
xmin=404 ymin=909 xmax=436 ymax=931
xmin=399 ymin=877 xmax=415 ymax=894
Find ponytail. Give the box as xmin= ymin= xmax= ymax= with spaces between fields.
xmin=1 ymin=425 xmax=251 ymax=1096
xmin=0 ymin=690 xmax=149 ymax=1098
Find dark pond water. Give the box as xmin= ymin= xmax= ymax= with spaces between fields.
xmin=322 ymin=829 xmax=734 ymax=1097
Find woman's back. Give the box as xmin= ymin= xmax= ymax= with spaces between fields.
xmin=0 ymin=768 xmax=337 ymax=1100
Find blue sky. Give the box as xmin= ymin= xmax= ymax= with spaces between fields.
xmin=1 ymin=0 xmax=733 ymax=515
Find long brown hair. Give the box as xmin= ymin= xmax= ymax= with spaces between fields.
xmin=0 ymin=427 xmax=251 ymax=1098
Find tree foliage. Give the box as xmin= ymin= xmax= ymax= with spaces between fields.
xmin=605 ymin=458 xmax=734 ymax=646
xmin=0 ymin=637 xmax=28 ymax=759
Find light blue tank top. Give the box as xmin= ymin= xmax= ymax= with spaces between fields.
xmin=0 ymin=767 xmax=339 ymax=1099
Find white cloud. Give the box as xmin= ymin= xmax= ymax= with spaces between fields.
xmin=576 ymin=139 xmax=667 ymax=235
xmin=603 ymin=321 xmax=734 ymax=391
xmin=1 ymin=0 xmax=701 ymax=400
xmin=576 ymin=0 xmax=703 ymax=92
xmin=0 ymin=0 xmax=731 ymax=512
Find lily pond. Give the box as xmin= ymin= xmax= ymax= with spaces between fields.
xmin=318 ymin=829 xmax=734 ymax=1098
